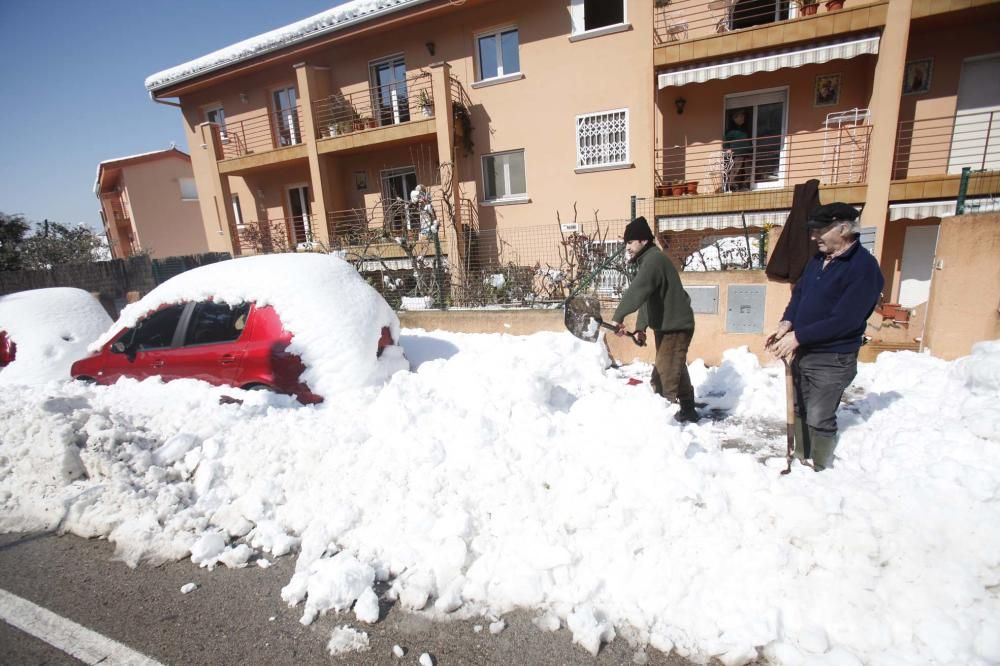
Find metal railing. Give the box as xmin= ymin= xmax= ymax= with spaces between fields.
xmin=957 ymin=167 xmax=1000 ymax=215
xmin=893 ymin=111 xmax=1000 ymax=180
xmin=237 ymin=215 xmax=317 ymax=255
xmin=654 ymin=0 xmax=798 ymax=44
xmin=655 ymin=125 xmax=872 ymax=195
xmin=312 ymin=72 xmax=435 ymax=140
xmin=327 ymin=198 xmax=445 ymax=246
xmin=215 ymin=106 xmax=305 ymax=159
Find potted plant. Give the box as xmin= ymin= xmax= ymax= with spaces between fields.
xmin=685 ymin=180 xmax=698 ymax=195
xmin=670 ymin=180 xmax=686 ymax=197
xmin=797 ymin=0 xmax=820 ymax=16
xmin=655 ymin=183 xmax=671 ymax=197
xmin=418 ymin=90 xmax=434 ymax=117
xmin=825 ymin=0 xmax=845 ymax=9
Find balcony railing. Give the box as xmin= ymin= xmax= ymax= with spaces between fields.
xmin=327 ymin=198 xmax=446 ymax=248
xmin=312 ymin=72 xmax=435 ymax=140
xmin=893 ymin=111 xmax=1000 ymax=180
xmin=237 ymin=215 xmax=317 ymax=255
xmin=655 ymin=124 xmax=872 ymax=195
xmin=216 ymin=106 xmax=305 ymax=160
xmin=654 ymin=0 xmax=797 ymax=44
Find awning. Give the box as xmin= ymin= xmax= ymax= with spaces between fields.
xmin=658 ymin=34 xmax=880 ymax=89
xmin=889 ymin=198 xmax=1000 ymax=220
xmin=657 ymin=210 xmax=789 ymax=232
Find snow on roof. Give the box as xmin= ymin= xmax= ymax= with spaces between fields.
xmin=0 ymin=288 xmax=112 ymax=386
xmin=93 ymin=146 xmax=189 ymax=195
xmin=145 ymin=0 xmax=428 ymax=92
xmin=92 ymin=253 xmax=408 ymax=398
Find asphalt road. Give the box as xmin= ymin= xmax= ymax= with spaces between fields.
xmin=0 ymin=532 xmax=728 ymax=666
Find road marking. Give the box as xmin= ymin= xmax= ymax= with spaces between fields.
xmin=0 ymin=588 xmax=164 ymax=665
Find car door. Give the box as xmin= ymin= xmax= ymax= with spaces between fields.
xmin=101 ymin=303 xmax=188 ymax=382
xmin=167 ymin=301 xmax=252 ymax=386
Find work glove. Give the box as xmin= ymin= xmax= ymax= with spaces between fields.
xmin=613 ymin=322 xmax=627 ymax=337
xmin=634 ymin=331 xmax=647 ymax=347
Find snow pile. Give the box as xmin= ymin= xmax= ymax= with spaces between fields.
xmin=326 ymin=625 xmax=369 ymax=655
xmin=1 ymin=331 xmax=998 ymax=665
xmin=146 ymin=0 xmax=420 ymax=90
xmin=0 ymin=287 xmax=111 ymax=386
xmin=684 ymin=236 xmax=760 ymax=272
xmin=92 ymin=253 xmax=408 ymax=397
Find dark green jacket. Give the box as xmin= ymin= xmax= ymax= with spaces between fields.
xmin=612 ymin=244 xmax=694 ymax=333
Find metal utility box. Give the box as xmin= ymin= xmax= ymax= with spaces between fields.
xmin=726 ymin=285 xmax=766 ymax=333
xmin=684 ymin=285 xmax=719 ymax=315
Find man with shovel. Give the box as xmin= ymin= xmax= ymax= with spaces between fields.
xmin=611 ymin=216 xmax=699 ymax=423
xmin=766 ymin=203 xmax=883 ymax=470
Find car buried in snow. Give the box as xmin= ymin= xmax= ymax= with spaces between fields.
xmin=70 ymin=253 xmax=409 ymax=403
xmin=0 ymin=287 xmax=113 ymax=387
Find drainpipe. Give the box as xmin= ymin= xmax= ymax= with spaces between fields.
xmin=149 ymin=91 xmax=182 ymax=108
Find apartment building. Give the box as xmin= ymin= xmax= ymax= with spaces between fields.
xmin=144 ymin=0 xmax=999 ymax=352
xmin=95 ymin=147 xmax=208 ymax=259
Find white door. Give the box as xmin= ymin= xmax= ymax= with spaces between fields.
xmin=380 ymin=167 xmax=418 ymax=235
xmin=724 ymin=89 xmax=788 ymax=190
xmin=898 ymin=224 xmax=939 ymax=308
xmin=286 ymin=185 xmax=312 ymax=246
xmin=370 ymin=56 xmax=410 ymax=127
xmin=948 ymin=54 xmax=1000 ymax=173
xmin=273 ymin=87 xmax=300 ymax=147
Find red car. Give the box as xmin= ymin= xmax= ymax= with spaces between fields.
xmin=70 ymin=300 xmax=395 ymax=404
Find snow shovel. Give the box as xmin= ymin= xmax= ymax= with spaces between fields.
xmin=564 ymin=296 xmax=644 ymax=345
xmin=780 ymin=358 xmax=795 ymax=475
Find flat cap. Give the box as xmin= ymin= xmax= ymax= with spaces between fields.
xmin=806 ymin=202 xmax=860 ymax=228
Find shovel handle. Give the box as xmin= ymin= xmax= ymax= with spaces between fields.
xmin=598 ymin=321 xmax=644 ymax=346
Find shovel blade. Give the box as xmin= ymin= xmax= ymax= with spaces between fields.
xmin=564 ymin=296 xmax=605 ymax=342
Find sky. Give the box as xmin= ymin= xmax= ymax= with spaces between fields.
xmin=1 ymin=255 xmax=999 ymax=664
xmin=0 ymin=0 xmax=344 ymax=232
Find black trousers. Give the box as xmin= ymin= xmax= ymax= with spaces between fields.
xmin=791 ymin=350 xmax=858 ymax=436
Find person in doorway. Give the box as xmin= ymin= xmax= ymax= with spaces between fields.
xmin=723 ymin=109 xmax=753 ymax=191
xmin=612 ymin=216 xmax=699 ymax=422
xmin=766 ymin=203 xmax=883 ymax=470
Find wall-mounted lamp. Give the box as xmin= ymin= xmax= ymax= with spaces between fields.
xmin=674 ymin=97 xmax=686 ymax=115
xmin=426 ymin=41 xmax=436 ymax=56
xmin=239 ymin=92 xmax=249 ymax=104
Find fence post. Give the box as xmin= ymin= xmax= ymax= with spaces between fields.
xmin=630 ymin=195 xmax=636 ymax=222
xmin=957 ymin=167 xmax=971 ymax=215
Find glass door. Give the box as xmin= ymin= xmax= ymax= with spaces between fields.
xmin=370 ymin=56 xmax=410 ymax=127
xmin=273 ymin=87 xmax=300 ymax=147
xmin=287 ymin=185 xmax=312 ymax=246
xmin=724 ymin=89 xmax=787 ymax=190
xmin=380 ymin=168 xmax=418 ymax=236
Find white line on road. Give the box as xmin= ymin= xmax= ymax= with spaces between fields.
xmin=0 ymin=587 xmax=165 ymax=665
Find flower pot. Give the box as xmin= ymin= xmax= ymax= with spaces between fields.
xmin=801 ymin=3 xmax=819 ymax=15
xmin=880 ymin=303 xmax=910 ymax=323
xmin=685 ymin=181 xmax=698 ymax=195
xmin=825 ymin=0 xmax=845 ymax=9
xmin=420 ymin=104 xmax=434 ymax=118
xmin=671 ymin=185 xmax=686 ymax=197
xmin=655 ymin=185 xmax=671 ymax=197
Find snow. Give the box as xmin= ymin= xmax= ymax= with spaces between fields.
xmin=326 ymin=625 xmax=369 ymax=655
xmin=90 ymin=253 xmax=409 ymax=399
xmin=1 ymin=317 xmax=999 ymax=664
xmin=0 ymin=287 xmax=112 ymax=387
xmin=145 ymin=0 xmax=424 ymax=91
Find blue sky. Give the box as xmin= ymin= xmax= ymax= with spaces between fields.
xmin=0 ymin=0 xmax=343 ymax=232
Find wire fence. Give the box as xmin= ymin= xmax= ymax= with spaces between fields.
xmin=957 ymin=167 xmax=1000 ymax=215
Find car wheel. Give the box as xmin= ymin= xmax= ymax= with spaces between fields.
xmin=242 ymin=383 xmax=272 ymax=392
xmin=75 ymin=376 xmax=96 ymax=384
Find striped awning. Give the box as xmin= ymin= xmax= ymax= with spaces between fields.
xmin=657 ymin=34 xmax=880 ymax=89
xmin=657 ymin=210 xmax=789 ymax=232
xmin=889 ymin=198 xmax=1000 ymax=220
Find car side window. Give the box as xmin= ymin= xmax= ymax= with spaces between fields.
xmin=121 ymin=304 xmax=186 ymax=351
xmin=183 ymin=302 xmax=251 ymax=346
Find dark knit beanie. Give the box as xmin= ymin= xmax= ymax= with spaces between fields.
xmin=623 ymin=216 xmax=655 ymax=242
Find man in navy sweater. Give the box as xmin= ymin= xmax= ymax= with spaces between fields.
xmin=766 ymin=203 xmax=883 ymax=470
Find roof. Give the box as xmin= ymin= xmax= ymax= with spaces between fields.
xmin=145 ymin=0 xmax=430 ymax=94
xmin=94 ymin=147 xmax=191 ymax=196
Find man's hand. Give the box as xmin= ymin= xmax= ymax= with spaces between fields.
xmin=770 ymin=331 xmax=799 ymax=360
xmin=765 ymin=320 xmax=793 ymax=350
xmin=612 ymin=322 xmax=626 ymax=337
xmin=634 ymin=331 xmax=647 ymax=347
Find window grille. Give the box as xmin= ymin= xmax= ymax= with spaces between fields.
xmin=576 ymin=109 xmax=629 ymax=168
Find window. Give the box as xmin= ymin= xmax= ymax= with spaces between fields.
xmin=205 ymin=106 xmax=227 ymax=141
xmin=184 ymin=302 xmax=250 ymax=346
xmin=570 ymin=0 xmax=626 ymax=35
xmin=482 ymin=150 xmax=527 ymax=201
xmin=576 ymin=109 xmax=629 ymax=169
xmin=231 ymin=194 xmax=244 ymax=227
xmin=477 ymin=28 xmax=519 ymax=81
xmin=119 ymin=304 xmax=186 ymax=351
xmin=179 ymin=178 xmax=198 ymax=200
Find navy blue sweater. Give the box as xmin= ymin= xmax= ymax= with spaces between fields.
xmin=782 ymin=242 xmax=884 ymax=353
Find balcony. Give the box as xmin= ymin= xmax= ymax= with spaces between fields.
xmin=654 ymin=124 xmax=872 ymax=214
xmin=326 ymin=199 xmax=448 ymax=256
xmin=236 ymin=215 xmax=318 ymax=256
xmin=215 ymin=107 xmax=306 ymax=161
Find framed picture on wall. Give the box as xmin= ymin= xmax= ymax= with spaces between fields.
xmin=814 ymin=73 xmax=841 ymax=107
xmin=903 ymin=58 xmax=933 ymax=95
xmin=354 ymin=170 xmax=368 ymax=191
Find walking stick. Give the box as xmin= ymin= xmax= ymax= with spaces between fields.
xmin=780 ymin=358 xmax=795 ymax=476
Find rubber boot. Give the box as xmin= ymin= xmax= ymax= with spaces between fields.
xmin=793 ymin=416 xmax=809 ymax=461
xmin=674 ymin=399 xmax=700 ymax=423
xmin=809 ymin=428 xmax=838 ymax=471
